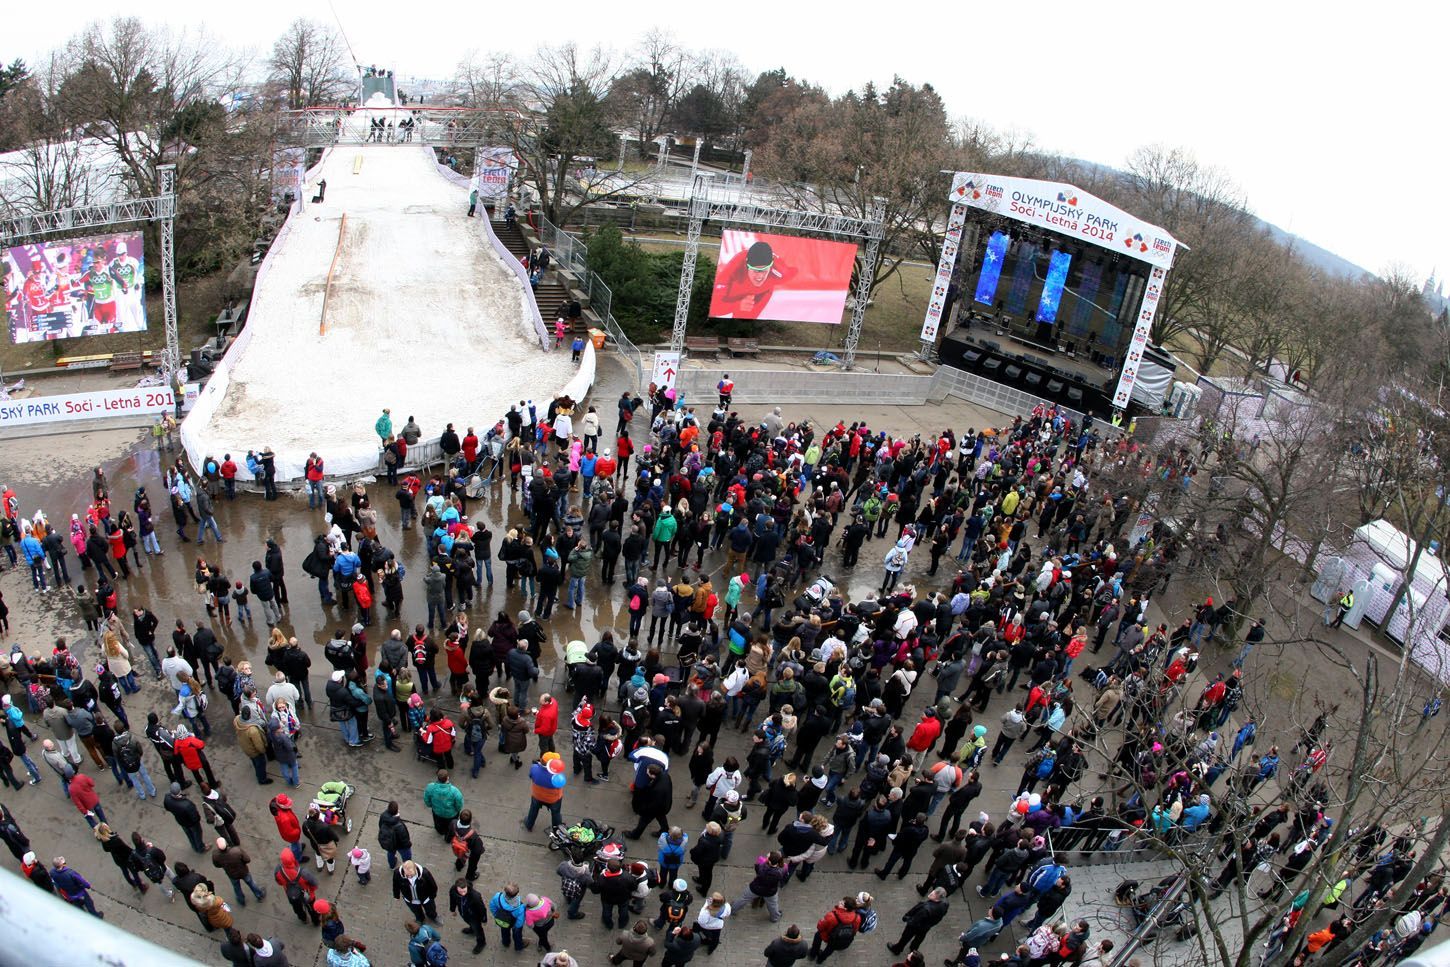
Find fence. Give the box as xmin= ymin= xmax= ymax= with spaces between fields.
xmin=931 ymin=365 xmax=1086 ymax=425
xmin=677 ymin=367 xmax=937 ymax=406
xmin=533 ymin=211 xmax=645 ymax=391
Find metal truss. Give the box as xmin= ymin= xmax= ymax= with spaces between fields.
xmin=0 ymin=193 xmax=175 ymax=244
xmin=670 ymin=174 xmax=888 ymax=369
xmin=0 ymin=168 xmax=181 ymax=385
xmin=273 ymin=106 xmax=523 ymax=149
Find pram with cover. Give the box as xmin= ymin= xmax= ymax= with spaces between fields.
xmin=311 ymin=780 xmax=355 ymax=834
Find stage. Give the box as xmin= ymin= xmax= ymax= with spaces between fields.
xmin=919 ymin=172 xmax=1185 ymax=417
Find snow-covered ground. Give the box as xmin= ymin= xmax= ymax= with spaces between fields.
xmin=181 ymin=143 xmax=575 ymax=479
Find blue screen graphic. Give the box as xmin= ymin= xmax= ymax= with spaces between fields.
xmin=973 ymin=231 xmax=1010 ymax=306
xmin=1035 ymin=250 xmax=1073 ymax=323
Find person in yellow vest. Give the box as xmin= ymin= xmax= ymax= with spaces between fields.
xmin=1330 ymin=589 xmax=1354 ymax=628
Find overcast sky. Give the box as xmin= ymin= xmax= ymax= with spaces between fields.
xmin=11 ymin=1 xmax=1447 ymax=287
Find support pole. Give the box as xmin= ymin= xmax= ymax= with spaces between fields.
xmin=843 ymin=197 xmax=887 ymax=370
xmin=742 ymin=149 xmax=752 ymax=183
xmin=670 ymin=174 xmax=713 ymax=354
xmin=158 ymin=164 xmax=181 ymax=387
xmin=689 ymin=140 xmax=703 ymax=196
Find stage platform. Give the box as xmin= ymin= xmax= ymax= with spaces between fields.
xmin=939 ymin=319 xmax=1119 ymax=416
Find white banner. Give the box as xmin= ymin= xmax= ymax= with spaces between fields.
xmin=947 ymin=172 xmax=1181 ymax=271
xmin=652 ymin=351 xmax=680 ymax=391
xmin=919 ymin=203 xmax=968 ymax=344
xmin=0 ymin=385 xmax=183 ymax=428
xmin=1112 ymin=264 xmax=1167 ymax=410
xmin=472 ymin=147 xmax=515 ymax=200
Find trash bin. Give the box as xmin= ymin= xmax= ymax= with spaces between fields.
xmin=588 ymin=328 xmax=607 ymax=350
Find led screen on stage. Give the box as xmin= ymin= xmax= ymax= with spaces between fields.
xmin=973 ymin=231 xmax=1010 ymax=306
xmin=708 ymin=230 xmax=857 ymax=324
xmin=3 ymin=230 xmax=148 ymax=344
xmin=1035 ymin=249 xmax=1072 ymax=323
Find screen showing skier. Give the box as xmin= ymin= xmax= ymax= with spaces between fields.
xmin=2 ymin=230 xmax=148 ymax=344
xmin=708 ymin=230 xmax=857 ymax=324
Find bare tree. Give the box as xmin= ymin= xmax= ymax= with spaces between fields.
xmin=269 ymin=19 xmax=352 ymax=110
xmin=454 ymin=50 xmax=520 ymax=110
xmin=1119 ymin=146 xmax=1258 ymax=351
xmin=607 ymin=30 xmax=695 ymax=160
xmin=753 ymin=77 xmax=952 ymax=295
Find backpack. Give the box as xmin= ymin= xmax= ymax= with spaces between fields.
xmin=116 ymin=737 xmax=142 ymax=772
xmin=424 ymin=941 xmax=448 ymax=966
xmin=1035 ymin=754 xmax=1055 ymax=779
xmin=828 ymin=913 xmax=859 ymax=948
xmin=450 ymin=827 xmax=476 ymax=859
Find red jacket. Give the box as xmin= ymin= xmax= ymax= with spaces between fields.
xmin=273 ymin=805 xmax=301 ymax=844
xmin=175 ymin=735 xmax=207 ymax=771
xmin=534 ymin=700 xmax=558 ymax=737
xmin=907 ymin=715 xmax=942 ymax=752
xmin=462 ymin=434 xmax=479 ymax=463
xmin=69 ymin=773 xmax=99 ymax=813
xmin=423 ymin=719 xmax=456 ymax=754
xmin=445 ymin=640 xmax=468 ymax=675
xmin=815 ymin=905 xmax=860 ymax=941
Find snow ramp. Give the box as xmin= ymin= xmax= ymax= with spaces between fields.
xmin=181 ymin=144 xmax=577 ymax=480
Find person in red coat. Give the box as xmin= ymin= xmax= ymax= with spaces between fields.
xmin=533 ymin=694 xmax=558 ymax=755
xmin=175 ymin=727 xmax=218 ymax=786
xmin=270 ymin=794 xmax=308 ymax=864
xmin=809 ymin=896 xmax=862 ymax=962
xmin=906 ymin=709 xmax=942 ymax=770
xmin=69 ymin=772 xmax=106 ymax=829
xmin=273 ymin=847 xmax=321 ymax=924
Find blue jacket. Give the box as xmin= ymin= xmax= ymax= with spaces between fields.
xmin=333 ymin=552 xmax=361 ymax=578
xmin=51 ymin=865 xmax=91 ymax=899
xmin=19 ymin=535 xmax=43 ymax=564
xmin=489 ymin=890 xmax=526 ymax=928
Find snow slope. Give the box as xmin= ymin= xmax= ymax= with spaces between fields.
xmin=182 ymin=144 xmax=575 ymax=479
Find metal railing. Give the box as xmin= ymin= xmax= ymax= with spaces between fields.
xmin=532 ymin=211 xmax=645 ymax=391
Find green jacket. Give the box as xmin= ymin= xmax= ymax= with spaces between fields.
xmin=652 ymin=513 xmax=678 ymax=544
xmin=375 ymin=412 xmax=393 ymax=439
xmin=862 ymin=495 xmax=883 ymax=522
xmin=567 ymin=546 xmax=594 ymax=578
xmin=423 ymin=780 xmax=463 ymax=819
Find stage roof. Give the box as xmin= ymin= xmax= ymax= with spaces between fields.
xmin=948 ymin=172 xmax=1184 ymax=270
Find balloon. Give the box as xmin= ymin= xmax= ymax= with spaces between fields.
xmin=1028 ymin=793 xmax=1041 ymax=807
xmin=547 ymin=758 xmax=566 ymax=775
xmin=550 ymin=773 xmax=567 ymax=789
xmin=1015 ymin=801 xmax=1030 ymax=815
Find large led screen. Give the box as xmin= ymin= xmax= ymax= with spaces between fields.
xmin=3 ymin=230 xmax=148 ymax=343
xmin=708 ymin=230 xmax=857 ymax=324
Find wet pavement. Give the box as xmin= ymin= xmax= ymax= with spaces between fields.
xmin=0 ymin=371 xmax=1394 ymax=967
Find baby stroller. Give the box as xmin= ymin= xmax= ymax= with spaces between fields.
xmin=548 ymin=818 xmax=618 ymax=864
xmin=794 ymin=574 xmax=836 ymax=613
xmin=311 ymin=780 xmax=355 ymax=834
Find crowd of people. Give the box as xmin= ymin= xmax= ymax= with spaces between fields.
xmin=0 ymin=379 xmax=1440 ymax=967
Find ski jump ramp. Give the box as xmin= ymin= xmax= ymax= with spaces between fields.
xmin=182 ymin=144 xmax=580 ymax=480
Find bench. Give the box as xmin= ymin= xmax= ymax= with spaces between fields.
xmin=685 ymin=336 xmax=721 ymax=356
xmin=109 ymin=352 xmax=145 ymax=372
xmin=726 ymin=337 xmax=760 ymax=357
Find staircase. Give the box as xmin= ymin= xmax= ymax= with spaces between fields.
xmin=491 ymin=216 xmax=582 ymax=337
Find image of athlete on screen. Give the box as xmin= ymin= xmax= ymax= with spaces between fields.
xmin=713 ymin=240 xmax=799 ymax=319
